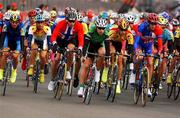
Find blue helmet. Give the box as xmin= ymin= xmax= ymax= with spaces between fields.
xmin=35 ymin=14 xmax=45 ymax=22
xmin=159 ymin=11 xmax=170 ymax=21
xmin=100 ymin=11 xmax=109 ymax=19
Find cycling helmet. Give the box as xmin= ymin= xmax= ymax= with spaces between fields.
xmin=3 ymin=11 xmax=12 ymax=20
xmin=118 ymin=18 xmax=129 ymax=30
xmin=171 ymin=18 xmax=180 ymax=26
xmin=28 ymin=9 xmax=37 ymax=17
xmin=0 ymin=3 xmax=3 ymax=10
xmin=100 ymin=11 xmax=109 ymax=19
xmin=158 ymin=15 xmax=168 ymax=25
xmin=110 ymin=12 xmax=119 ymax=19
xmin=43 ymin=11 xmax=50 ymax=20
xmin=64 ymin=7 xmax=76 ymax=15
xmin=159 ymin=11 xmax=170 ymax=20
xmin=76 ymin=12 xmax=83 ymax=22
xmin=35 ymin=14 xmax=45 ymax=22
xmin=126 ymin=14 xmax=136 ymax=23
xmin=35 ymin=8 xmax=42 ymax=15
xmin=50 ymin=10 xmax=57 ymax=17
xmin=87 ymin=10 xmax=93 ymax=19
xmin=95 ymin=18 xmax=108 ymax=28
xmin=119 ymin=13 xmax=125 ymax=18
xmin=147 ymin=13 xmax=159 ymax=23
xmin=66 ymin=11 xmax=77 ymax=21
xmin=10 ymin=13 xmax=20 ymax=22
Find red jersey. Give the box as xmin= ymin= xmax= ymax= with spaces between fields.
xmin=51 ymin=19 xmax=84 ymax=48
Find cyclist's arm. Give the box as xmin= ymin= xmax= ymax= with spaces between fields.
xmin=77 ymin=22 xmax=84 ymax=50
xmin=51 ymin=21 xmax=63 ymax=44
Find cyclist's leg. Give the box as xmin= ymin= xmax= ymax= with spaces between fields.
xmin=39 ymin=50 xmax=47 ymax=83
xmin=78 ymin=57 xmax=92 ymax=97
xmin=0 ymin=48 xmax=9 ymax=81
xmin=28 ymin=43 xmax=38 ymax=76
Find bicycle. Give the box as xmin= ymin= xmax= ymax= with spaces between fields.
xmin=53 ymin=48 xmax=68 ymax=101
xmin=83 ymin=52 xmax=101 ymax=105
xmin=133 ymin=53 xmax=151 ymax=107
xmin=0 ymin=50 xmax=18 ymax=96
xmin=167 ymin=55 xmax=180 ymax=100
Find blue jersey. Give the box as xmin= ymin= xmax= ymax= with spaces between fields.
xmin=2 ymin=22 xmax=25 ymax=51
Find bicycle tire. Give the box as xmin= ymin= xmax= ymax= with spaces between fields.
xmin=57 ymin=63 xmax=67 ymax=101
xmin=84 ymin=68 xmax=95 ymax=105
xmin=2 ymin=62 xmax=12 ymax=96
xmin=174 ymin=68 xmax=180 ymax=100
xmin=109 ymin=66 xmax=118 ymax=102
xmin=167 ymin=83 xmax=173 ymax=98
xmin=33 ymin=60 xmax=40 ymax=93
xmin=54 ymin=82 xmax=60 ymax=99
xmin=133 ymin=84 xmax=140 ymax=104
xmin=68 ymin=62 xmax=76 ymax=96
xmin=105 ymin=66 xmax=112 ymax=100
xmin=141 ymin=67 xmax=149 ymax=107
xmin=26 ymin=69 xmax=30 ymax=88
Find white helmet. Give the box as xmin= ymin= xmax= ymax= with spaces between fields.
xmin=95 ymin=18 xmax=108 ymax=28
xmin=119 ymin=13 xmax=125 ymax=18
xmin=110 ymin=12 xmax=119 ymax=19
xmin=76 ymin=12 xmax=83 ymax=22
xmin=3 ymin=11 xmax=12 ymax=20
xmin=43 ymin=11 xmax=50 ymax=20
xmin=126 ymin=14 xmax=136 ymax=23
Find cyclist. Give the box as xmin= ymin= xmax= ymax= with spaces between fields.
xmin=48 ymin=10 xmax=84 ymax=91
xmin=27 ymin=14 xmax=51 ymax=83
xmin=0 ymin=13 xmax=25 ymax=83
xmin=158 ymin=15 xmax=174 ymax=89
xmin=109 ymin=18 xmax=134 ymax=93
xmin=166 ymin=18 xmax=180 ymax=84
xmin=77 ymin=18 xmax=110 ymax=97
xmin=21 ymin=9 xmax=37 ymax=70
xmin=134 ymin=13 xmax=163 ymax=96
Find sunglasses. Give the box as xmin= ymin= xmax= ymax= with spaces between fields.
xmin=149 ymin=22 xmax=157 ymax=25
xmin=11 ymin=21 xmax=19 ymax=24
xmin=68 ymin=20 xmax=75 ymax=23
xmin=97 ymin=27 xmax=105 ymax=30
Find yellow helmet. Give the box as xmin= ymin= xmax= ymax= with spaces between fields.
xmin=10 ymin=13 xmax=20 ymax=22
xmin=118 ymin=18 xmax=129 ymax=30
xmin=158 ymin=15 xmax=168 ymax=25
xmin=50 ymin=10 xmax=57 ymax=17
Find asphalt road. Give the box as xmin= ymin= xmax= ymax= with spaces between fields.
xmin=0 ymin=68 xmax=180 ymax=118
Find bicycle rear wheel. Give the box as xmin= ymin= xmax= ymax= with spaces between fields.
xmin=141 ymin=67 xmax=149 ymax=107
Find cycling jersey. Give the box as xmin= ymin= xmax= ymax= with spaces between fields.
xmin=134 ymin=21 xmax=163 ymax=54
xmin=87 ymin=24 xmax=109 ymax=45
xmin=51 ymin=19 xmax=84 ymax=49
xmin=28 ymin=25 xmax=51 ymax=50
xmin=174 ymin=28 xmax=180 ymax=51
xmin=2 ymin=22 xmax=25 ymax=51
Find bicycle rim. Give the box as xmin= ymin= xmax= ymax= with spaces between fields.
xmin=2 ymin=63 xmax=11 ymax=96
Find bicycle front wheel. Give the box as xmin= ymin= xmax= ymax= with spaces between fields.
xmin=141 ymin=67 xmax=149 ymax=107
xmin=174 ymin=68 xmax=180 ymax=100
